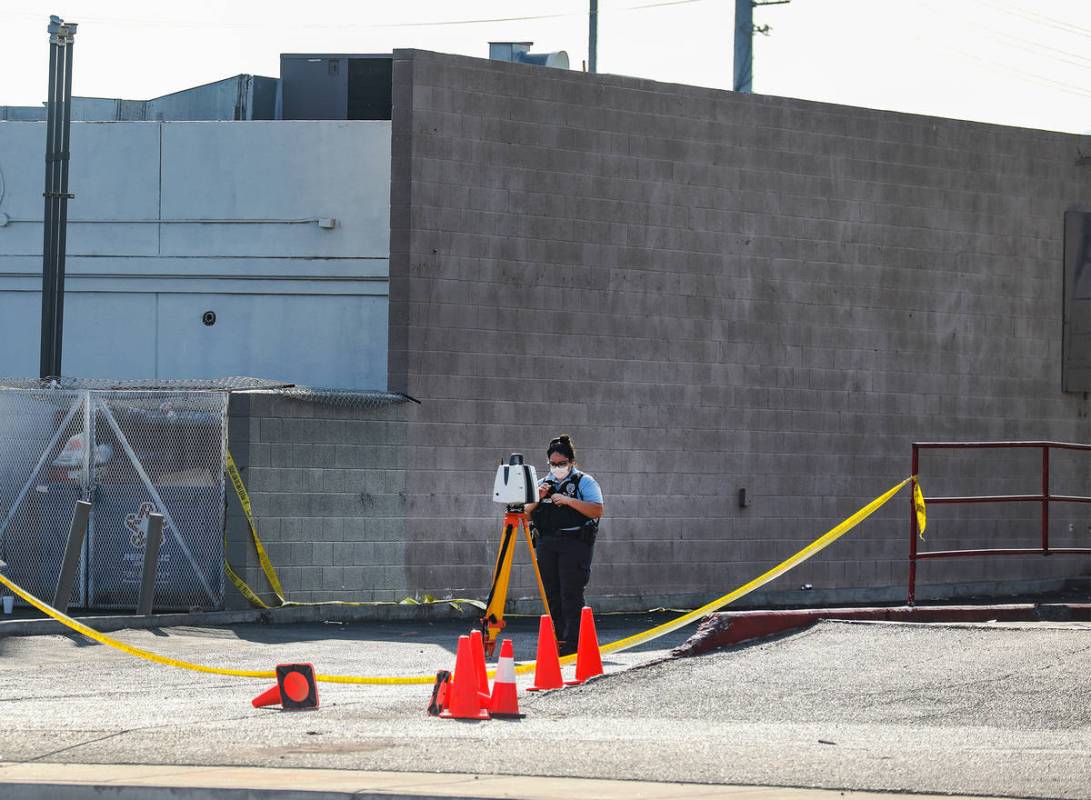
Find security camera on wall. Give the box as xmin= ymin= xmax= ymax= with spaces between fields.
xmin=492 ymin=453 xmax=537 ymax=507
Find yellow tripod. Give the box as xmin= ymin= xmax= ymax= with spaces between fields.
xmin=480 ymin=504 xmax=551 ymax=657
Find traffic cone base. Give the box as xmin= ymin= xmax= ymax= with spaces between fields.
xmin=527 ymin=614 xmax=564 ymax=692
xmin=439 ymin=705 xmax=490 ymax=719
xmin=565 ymin=607 xmax=604 ymax=686
xmin=276 ymin=663 xmax=320 ymax=710
xmin=252 ymin=663 xmax=320 ymax=711
xmin=488 ymin=638 xmax=524 ymax=718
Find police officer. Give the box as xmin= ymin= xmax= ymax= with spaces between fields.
xmin=527 ymin=434 xmax=604 ymax=655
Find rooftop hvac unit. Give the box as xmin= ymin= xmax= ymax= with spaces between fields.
xmin=279 ymin=54 xmax=392 ymax=120
xmin=488 ymin=42 xmax=570 ymax=70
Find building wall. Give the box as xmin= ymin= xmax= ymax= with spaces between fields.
xmin=0 ymin=75 xmax=277 ymax=122
xmin=145 ymin=76 xmax=278 ymax=121
xmin=0 ymin=98 xmax=144 ymax=121
xmin=0 ymin=120 xmax=391 ymax=390
xmin=225 ymin=391 xmax=410 ymax=609
xmin=389 ymin=49 xmax=1091 ymax=610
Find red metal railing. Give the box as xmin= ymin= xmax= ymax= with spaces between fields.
xmin=907 ymin=441 xmax=1091 ymax=604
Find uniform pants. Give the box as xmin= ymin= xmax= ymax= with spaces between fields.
xmin=535 ymin=534 xmax=593 ymax=645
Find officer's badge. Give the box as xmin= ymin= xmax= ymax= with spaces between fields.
xmin=565 ymin=484 xmax=576 ymax=495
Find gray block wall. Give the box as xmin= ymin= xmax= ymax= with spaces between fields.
xmin=225 ymin=392 xmax=410 ymax=609
xmin=389 ymin=49 xmax=1091 ymax=610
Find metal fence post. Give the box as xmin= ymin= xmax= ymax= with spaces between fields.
xmin=53 ymin=499 xmax=91 ymax=613
xmin=136 ymin=513 xmax=163 ymax=616
xmin=0 ymin=560 xmax=10 ymax=614
xmin=907 ymin=444 xmax=919 ymax=606
xmin=1041 ymin=445 xmax=1051 ymax=554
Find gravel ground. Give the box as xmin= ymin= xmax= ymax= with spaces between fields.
xmin=0 ymin=616 xmax=1087 ymax=798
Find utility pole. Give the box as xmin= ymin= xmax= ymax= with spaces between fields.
xmin=588 ymin=0 xmax=598 ymax=74
xmin=40 ymin=15 xmax=77 ymax=381
xmin=733 ymin=0 xmax=789 ymax=93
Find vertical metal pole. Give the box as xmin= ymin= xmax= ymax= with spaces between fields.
xmin=51 ymin=29 xmax=75 ymax=379
xmin=80 ymin=391 xmax=91 ymax=492
xmin=1042 ymin=445 xmax=1050 ymax=554
xmin=81 ymin=391 xmax=93 ymax=607
xmin=733 ymin=0 xmax=754 ymax=92
xmin=39 ymin=37 xmax=60 ymax=380
xmin=53 ymin=499 xmax=91 ymax=613
xmin=39 ymin=16 xmax=77 ymax=381
xmin=137 ymin=513 xmax=164 ymax=616
xmin=588 ymin=0 xmax=598 ymax=74
xmin=907 ymin=444 xmax=919 ymax=605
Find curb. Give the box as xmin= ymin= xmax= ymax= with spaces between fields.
xmin=0 ymin=601 xmax=476 ymax=639
xmin=672 ymin=603 xmax=1091 ymax=657
xmin=0 ymin=763 xmax=1004 ymax=800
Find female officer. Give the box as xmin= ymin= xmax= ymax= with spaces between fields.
xmin=527 ymin=434 xmax=604 ymax=655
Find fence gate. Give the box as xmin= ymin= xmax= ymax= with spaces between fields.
xmin=0 ymin=389 xmax=227 ymax=610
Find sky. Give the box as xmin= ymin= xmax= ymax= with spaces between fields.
xmin=0 ymin=0 xmax=1089 ymax=134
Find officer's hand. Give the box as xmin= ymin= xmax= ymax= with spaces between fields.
xmin=552 ymin=493 xmax=569 ymax=507
xmin=538 ymin=484 xmax=551 ymax=500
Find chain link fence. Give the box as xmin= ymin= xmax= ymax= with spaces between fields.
xmin=0 ymin=378 xmax=415 ymax=409
xmin=0 ymin=376 xmax=289 ymax=392
xmin=0 ymin=391 xmax=87 ymax=605
xmin=277 ymin=387 xmax=416 ymax=408
xmin=0 ymin=389 xmax=227 ymax=611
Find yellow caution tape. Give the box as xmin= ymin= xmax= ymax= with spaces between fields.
xmin=0 ymin=476 xmax=913 ymax=684
xmin=913 ymin=477 xmax=927 ymax=539
xmin=225 ymin=451 xmax=285 ymax=607
xmin=224 ymin=451 xmax=483 ymax=614
xmin=0 ymin=571 xmax=434 ymax=685
xmin=530 ymin=475 xmax=915 ymax=670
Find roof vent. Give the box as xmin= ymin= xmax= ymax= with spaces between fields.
xmin=488 ymin=42 xmax=570 ymax=70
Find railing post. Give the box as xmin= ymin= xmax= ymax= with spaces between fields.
xmin=53 ymin=500 xmax=91 ymax=613
xmin=1042 ymin=445 xmax=1050 ymax=554
xmin=136 ymin=513 xmax=163 ymax=616
xmin=908 ymin=443 xmax=919 ymax=605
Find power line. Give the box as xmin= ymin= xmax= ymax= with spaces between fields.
xmin=913 ymin=31 xmax=1091 ymax=99
xmin=0 ymin=1 xmax=710 ymax=33
xmin=980 ymin=0 xmax=1091 ymax=39
xmin=914 ymin=0 xmax=1091 ymax=98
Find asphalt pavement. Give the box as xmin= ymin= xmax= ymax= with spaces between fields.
xmin=0 ymin=614 xmax=1087 ymax=799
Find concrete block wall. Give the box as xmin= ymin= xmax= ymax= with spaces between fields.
xmin=224 ymin=392 xmax=410 ymax=609
xmin=389 ymin=49 xmax=1091 ymax=610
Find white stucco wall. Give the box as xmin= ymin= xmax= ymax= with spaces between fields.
xmin=0 ymin=120 xmax=391 ymax=389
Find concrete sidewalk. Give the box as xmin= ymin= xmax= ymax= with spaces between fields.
xmin=0 ymin=763 xmax=1018 ymax=800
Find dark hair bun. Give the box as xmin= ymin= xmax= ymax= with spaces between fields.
xmin=547 ymin=434 xmax=576 ymax=462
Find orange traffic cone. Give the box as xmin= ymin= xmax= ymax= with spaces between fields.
xmin=469 ymin=629 xmax=491 ymax=698
xmin=439 ymin=635 xmax=490 ymax=719
xmin=565 ymin=607 xmax=604 ymax=686
xmin=527 ymin=614 xmax=564 ymax=691
xmin=252 ymin=663 xmax=320 ymax=710
xmin=488 ymin=638 xmax=524 ymax=717
xmin=251 ymin=683 xmax=282 ymax=708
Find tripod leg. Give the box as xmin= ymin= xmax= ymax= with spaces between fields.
xmin=520 ymin=514 xmax=552 ymax=619
xmin=481 ymin=516 xmax=517 ymax=657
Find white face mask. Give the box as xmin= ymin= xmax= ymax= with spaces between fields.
xmin=550 ymin=465 xmax=570 ymax=480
